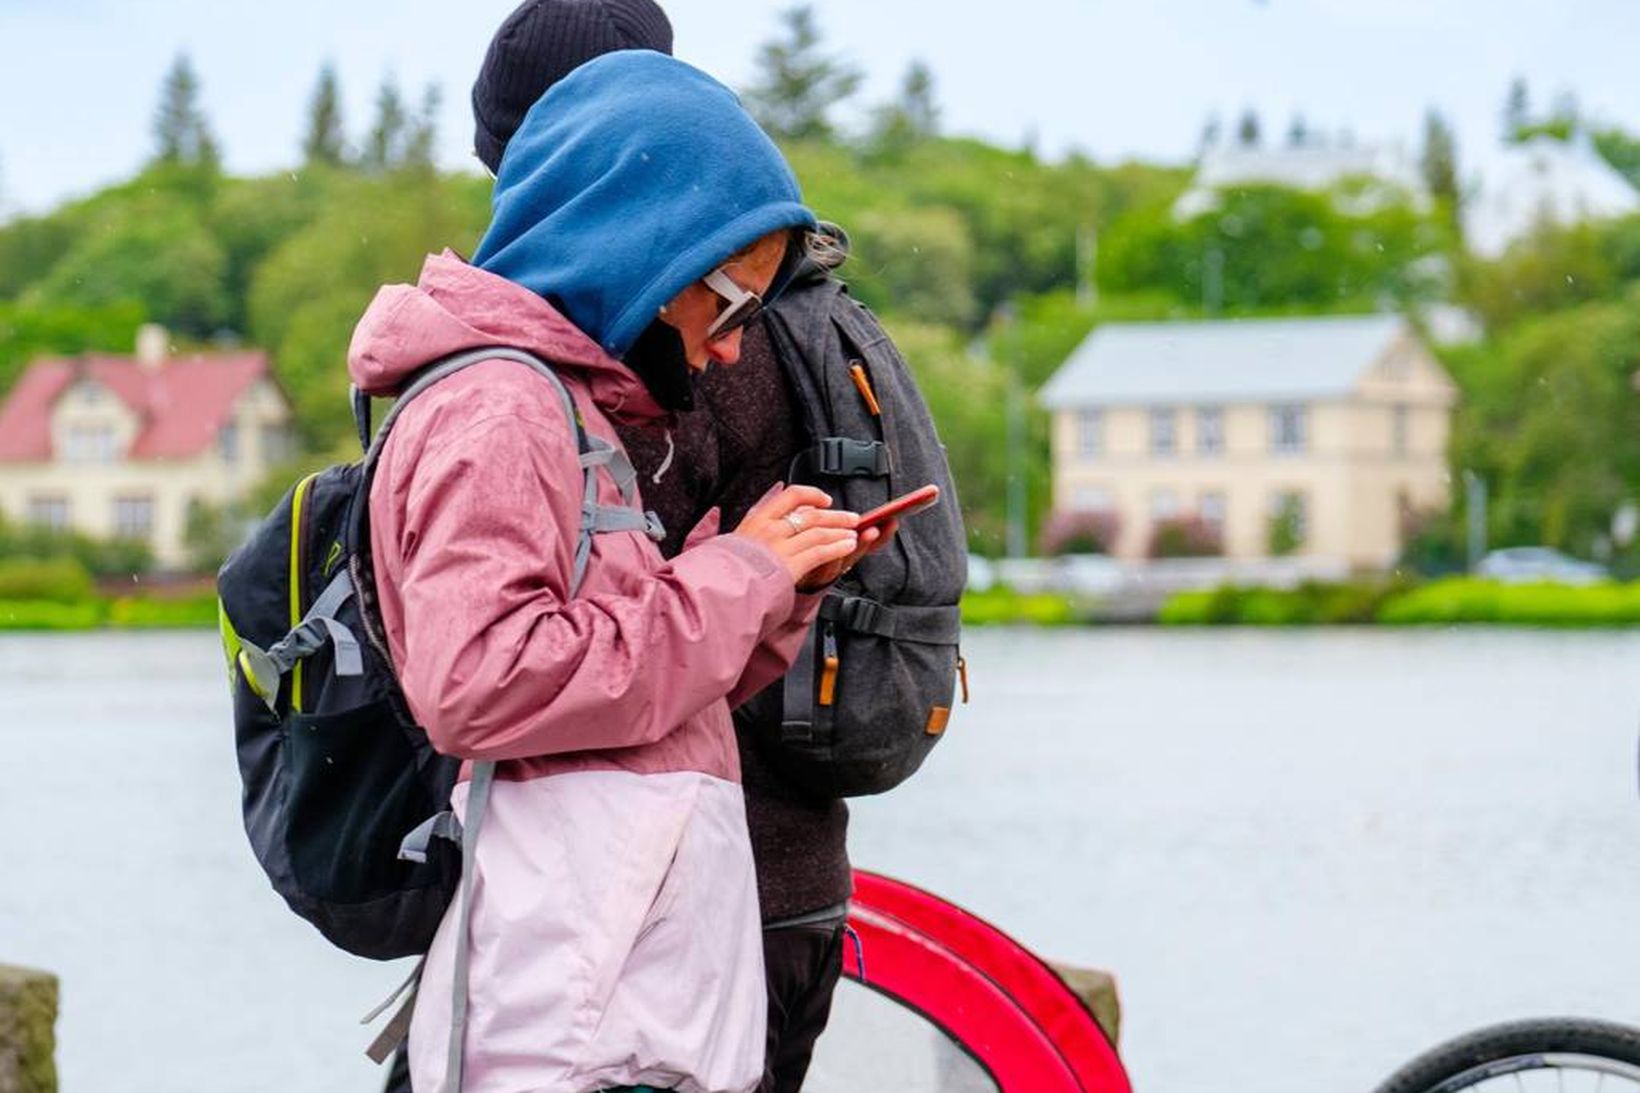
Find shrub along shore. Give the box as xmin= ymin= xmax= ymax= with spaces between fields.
xmin=1160 ymin=578 xmax=1640 ymax=627
xmin=5 ymin=563 xmax=1640 ymax=632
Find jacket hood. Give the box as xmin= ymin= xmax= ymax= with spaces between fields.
xmin=471 ymin=51 xmax=815 ymax=360
xmin=347 ymin=250 xmax=664 ymax=426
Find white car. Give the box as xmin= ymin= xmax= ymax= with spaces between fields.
xmin=1475 ymin=547 xmax=1608 ymax=585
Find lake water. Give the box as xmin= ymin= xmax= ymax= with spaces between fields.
xmin=4 ymin=627 xmax=1640 ymax=1092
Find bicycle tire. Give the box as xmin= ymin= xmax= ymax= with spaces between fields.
xmin=1374 ymin=1017 xmax=1640 ymax=1093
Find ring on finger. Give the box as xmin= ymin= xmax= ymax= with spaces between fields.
xmin=784 ymin=512 xmax=805 ymax=533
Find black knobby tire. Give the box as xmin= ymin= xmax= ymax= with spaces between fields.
xmin=1374 ymin=1017 xmax=1640 ymax=1093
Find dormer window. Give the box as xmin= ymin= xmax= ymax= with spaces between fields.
xmin=63 ymin=424 xmax=117 ymax=464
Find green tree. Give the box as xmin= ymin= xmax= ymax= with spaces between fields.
xmin=1419 ymin=109 xmax=1460 ymax=217
xmin=1503 ymin=76 xmax=1530 ymax=141
xmin=402 ymin=85 xmax=444 ymax=171
xmin=0 ymin=299 xmax=147 ymax=394
xmin=0 ymin=213 xmax=75 ymax=300
xmin=248 ymin=171 xmax=491 ymax=446
xmin=153 ymin=53 xmax=219 ymax=168
xmin=302 ymin=63 xmax=348 ymax=166
xmin=744 ymin=5 xmax=862 ymax=142
xmin=1593 ymin=127 xmax=1640 ymax=190
xmin=1459 ymin=218 xmax=1618 ymax=332
xmin=27 ymin=195 xmax=230 ymax=337
xmin=362 ymin=77 xmax=409 ymax=171
xmin=1100 ymin=184 xmax=1440 ymax=314
xmin=847 ymin=204 xmax=976 ymax=327
xmin=1444 ymin=293 xmax=1640 ymax=557
xmin=1236 ymin=109 xmax=1261 ymax=148
xmin=868 ymin=60 xmax=939 ymax=157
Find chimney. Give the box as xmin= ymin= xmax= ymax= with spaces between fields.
xmin=135 ymin=324 xmax=169 ymax=372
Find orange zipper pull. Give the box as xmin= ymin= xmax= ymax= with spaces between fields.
xmin=957 ymin=654 xmax=970 ymax=704
xmin=819 ymin=654 xmax=840 ymax=706
xmin=818 ymin=625 xmax=841 ymax=706
xmin=849 ymin=362 xmax=882 ymax=417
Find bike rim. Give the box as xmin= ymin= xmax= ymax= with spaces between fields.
xmin=1432 ymin=1051 xmax=1640 ymax=1091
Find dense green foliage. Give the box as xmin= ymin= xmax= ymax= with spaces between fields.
xmin=0 ymin=514 xmax=152 ymax=577
xmin=1160 ymin=582 xmax=1407 ymax=626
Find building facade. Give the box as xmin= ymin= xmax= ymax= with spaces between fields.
xmin=1040 ymin=316 xmax=1457 ymax=571
xmin=0 ymin=326 xmax=294 ymax=570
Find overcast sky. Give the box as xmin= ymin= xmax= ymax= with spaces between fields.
xmin=2 ymin=0 xmax=1638 ymax=217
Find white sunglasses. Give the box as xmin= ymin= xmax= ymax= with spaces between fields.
xmin=701 ymin=267 xmax=765 ymax=341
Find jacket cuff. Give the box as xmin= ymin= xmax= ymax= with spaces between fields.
xmin=690 ymin=534 xmax=797 ymax=631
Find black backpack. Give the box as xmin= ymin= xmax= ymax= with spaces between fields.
xmin=216 ymin=347 xmax=660 ymax=966
xmin=755 ymin=233 xmax=969 ymax=797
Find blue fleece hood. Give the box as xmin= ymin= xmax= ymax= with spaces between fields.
xmin=472 ymin=51 xmax=815 ymax=359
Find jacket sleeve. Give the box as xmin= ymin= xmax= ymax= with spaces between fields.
xmin=682 ymin=505 xmax=823 ymax=710
xmin=727 ymin=591 xmax=822 ymax=709
xmin=382 ymin=404 xmax=799 ymax=762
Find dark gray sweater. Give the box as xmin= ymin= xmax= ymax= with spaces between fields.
xmin=614 ymin=320 xmax=852 ymax=923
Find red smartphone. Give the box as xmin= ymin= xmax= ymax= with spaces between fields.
xmin=856 ymin=484 xmax=941 ymax=531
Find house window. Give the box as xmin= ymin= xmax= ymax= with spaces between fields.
xmin=1392 ymin=404 xmax=1409 ymax=457
xmin=1197 ymin=406 xmax=1225 ymax=455
xmin=219 ymin=421 xmax=240 ymax=465
xmin=63 ymin=424 xmax=117 ymax=464
xmin=259 ymin=423 xmax=294 ymax=467
xmin=1150 ymin=489 xmax=1181 ymax=521
xmin=1149 ymin=408 xmax=1177 ymax=456
xmin=1075 ymin=409 xmax=1103 ymax=460
xmin=113 ymin=496 xmax=154 ymax=543
xmin=27 ymin=496 xmax=70 ymax=532
xmin=1072 ymin=486 xmax=1113 ymax=512
xmin=1269 ymin=404 xmax=1307 ymax=455
xmin=1199 ymin=490 xmax=1227 ymax=533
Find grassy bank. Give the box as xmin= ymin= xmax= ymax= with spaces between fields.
xmin=0 ymin=594 xmax=219 ymax=632
xmin=1163 ymin=578 xmax=1640 ymax=628
xmin=960 ymin=587 xmax=1084 ymax=626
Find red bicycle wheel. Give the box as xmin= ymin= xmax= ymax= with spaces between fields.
xmin=843 ymin=869 xmax=1131 ymax=1093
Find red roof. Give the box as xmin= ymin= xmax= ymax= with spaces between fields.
xmin=0 ymin=351 xmax=272 ymax=462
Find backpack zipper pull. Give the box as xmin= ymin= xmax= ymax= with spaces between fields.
xmin=849 ymin=362 xmax=882 ymax=417
xmin=957 ymin=653 xmax=970 ymax=704
xmin=818 ymin=624 xmax=841 ymax=707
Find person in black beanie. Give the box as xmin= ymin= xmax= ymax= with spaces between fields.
xmin=382 ymin=3 xmax=855 ymax=1092
xmin=469 ymin=0 xmax=673 ymax=175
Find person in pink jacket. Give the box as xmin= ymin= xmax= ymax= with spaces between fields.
xmin=347 ymin=51 xmax=889 ymax=1093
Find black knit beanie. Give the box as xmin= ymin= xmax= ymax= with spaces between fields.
xmin=472 ymin=0 xmax=674 ymax=174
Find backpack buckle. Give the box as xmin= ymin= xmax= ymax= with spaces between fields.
xmin=833 ymin=595 xmax=887 ymax=636
xmin=814 ymin=437 xmax=890 ymax=478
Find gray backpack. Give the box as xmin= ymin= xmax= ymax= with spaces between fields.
xmin=756 ymin=241 xmax=969 ymax=797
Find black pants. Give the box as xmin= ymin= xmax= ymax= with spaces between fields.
xmin=382 ymin=919 xmax=846 ymax=1093
xmin=759 ymin=917 xmax=847 ymax=1093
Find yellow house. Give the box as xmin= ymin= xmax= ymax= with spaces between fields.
xmin=0 ymin=325 xmax=295 ymax=570
xmin=1039 ymin=315 xmax=1457 ymax=571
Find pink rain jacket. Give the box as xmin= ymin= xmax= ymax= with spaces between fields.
xmin=349 ymin=252 xmax=820 ymax=1093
